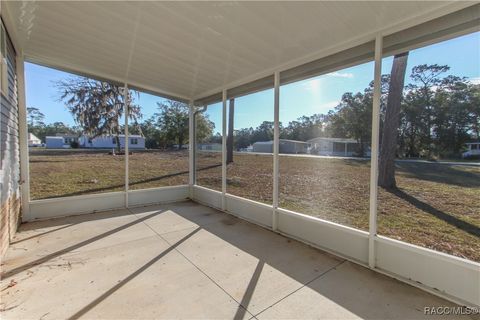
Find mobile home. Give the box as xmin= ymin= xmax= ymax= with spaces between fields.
xmin=79 ymin=135 xmax=145 ymax=149
xmin=45 ymin=134 xmax=78 ymax=149
xmin=252 ymin=139 xmax=308 ymax=154
xmin=463 ymin=142 xmax=480 ymax=158
xmin=308 ymin=137 xmax=365 ymax=157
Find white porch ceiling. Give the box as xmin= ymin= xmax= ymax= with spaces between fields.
xmin=2 ymin=1 xmax=475 ymax=101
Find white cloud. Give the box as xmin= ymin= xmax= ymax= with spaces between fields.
xmin=304 ymin=78 xmax=321 ymax=93
xmin=326 ymin=71 xmax=354 ymax=79
xmin=468 ymin=77 xmax=480 ymax=85
xmin=302 ymin=72 xmax=354 ymax=93
xmin=315 ymin=100 xmax=339 ymax=113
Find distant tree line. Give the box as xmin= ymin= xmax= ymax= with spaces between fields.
xmin=28 ymin=64 xmax=479 ymax=159
xmin=200 ymin=64 xmax=480 ymax=159
xmin=27 ymin=110 xmax=81 ymax=142
xmin=132 ymin=100 xmax=214 ymax=149
xmin=28 ymin=79 xmax=214 ymax=151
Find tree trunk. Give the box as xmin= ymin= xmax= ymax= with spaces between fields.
xmin=115 ymin=135 xmax=121 ymax=152
xmin=378 ymin=52 xmax=409 ymax=189
xmin=226 ymin=98 xmax=235 ymax=164
xmin=424 ymin=86 xmax=433 ymax=159
xmin=361 ymin=138 xmax=366 ymax=157
xmin=178 ymin=135 xmax=183 ymax=150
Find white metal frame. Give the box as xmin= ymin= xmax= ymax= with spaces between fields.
xmin=272 ymin=71 xmax=280 ymax=231
xmin=26 ymin=185 xmax=190 ymax=221
xmin=221 ymin=89 xmax=227 ymax=211
xmin=368 ymin=34 xmax=383 ymax=268
xmin=191 ymin=184 xmax=480 ymax=307
xmin=188 ymin=101 xmax=195 ymax=193
xmin=13 ymin=6 xmax=480 ymax=307
xmin=123 ymin=83 xmax=129 ymax=207
xmin=22 ymin=74 xmax=191 ymax=220
xmin=17 ymin=53 xmax=30 ymax=218
xmin=188 ymin=30 xmax=480 ymax=307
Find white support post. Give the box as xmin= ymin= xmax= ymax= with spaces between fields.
xmin=17 ymin=54 xmax=30 ymax=217
xmin=272 ymin=71 xmax=280 ymax=231
xmin=221 ymin=90 xmax=227 ymax=211
xmin=369 ymin=34 xmax=383 ymax=269
xmin=188 ymin=101 xmax=195 ymax=198
xmin=123 ymin=83 xmax=129 ymax=208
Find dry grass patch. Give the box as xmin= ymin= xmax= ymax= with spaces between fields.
xmin=29 ymin=149 xmax=125 ymax=199
xmin=195 ymin=152 xmax=222 ymax=192
xmin=29 ymin=149 xmax=479 ymax=261
xmin=129 ymin=150 xmax=189 ymax=190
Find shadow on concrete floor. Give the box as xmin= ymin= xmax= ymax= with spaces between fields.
xmin=2 ymin=201 xmax=464 ymax=319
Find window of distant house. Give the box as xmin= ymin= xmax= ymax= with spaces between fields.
xmin=472 ymin=144 xmax=478 ymax=150
xmin=112 ymin=138 xmax=116 ymax=144
xmin=131 ymin=138 xmax=138 ymax=145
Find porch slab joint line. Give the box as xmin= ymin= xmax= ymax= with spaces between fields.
xmin=253 ymin=260 xmax=347 ymax=318
xmin=126 ymin=208 xmax=255 ymax=318
xmin=127 ymin=208 xmax=235 ymax=238
xmin=149 ymin=224 xmax=206 ymax=238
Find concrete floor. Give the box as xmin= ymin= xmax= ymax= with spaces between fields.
xmin=0 ymin=201 xmax=470 ymax=319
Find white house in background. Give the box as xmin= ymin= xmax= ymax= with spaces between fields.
xmin=78 ymin=135 xmax=145 ymax=149
xmin=308 ymin=137 xmax=368 ymax=157
xmin=252 ymin=139 xmax=309 ymax=154
xmin=45 ymin=134 xmax=78 ymax=149
xmin=45 ymin=136 xmax=64 ymax=149
xmin=27 ymin=133 xmax=41 ymax=147
xmin=462 ymin=142 xmax=480 ymax=158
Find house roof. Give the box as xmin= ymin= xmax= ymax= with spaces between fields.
xmin=55 ymin=133 xmax=77 ymax=137
xmin=308 ymin=137 xmax=358 ymax=143
xmin=254 ymin=139 xmax=308 ymax=145
xmin=118 ymin=135 xmax=143 ymax=138
xmin=3 ymin=2 xmax=476 ymax=103
xmin=84 ymin=134 xmax=144 ymax=138
xmin=280 ymin=139 xmax=309 ymax=144
xmin=28 ymin=133 xmax=40 ymax=140
xmin=47 ymin=134 xmax=144 ymax=138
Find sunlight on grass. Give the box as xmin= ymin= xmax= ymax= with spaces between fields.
xmin=29 ymin=150 xmax=480 ymax=262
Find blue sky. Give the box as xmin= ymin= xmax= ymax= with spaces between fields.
xmin=26 ymin=32 xmax=479 ymax=135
